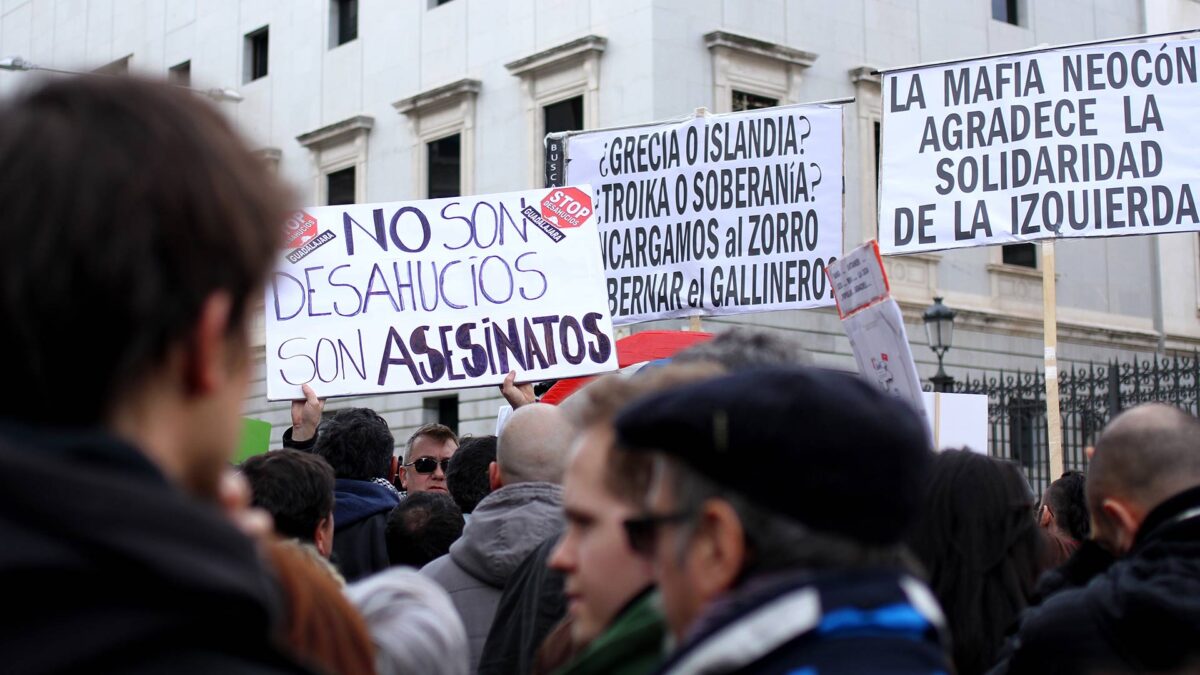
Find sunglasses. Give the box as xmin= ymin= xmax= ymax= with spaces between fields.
xmin=404 ymin=456 xmax=451 ymax=475
xmin=622 ymin=510 xmax=693 ymax=557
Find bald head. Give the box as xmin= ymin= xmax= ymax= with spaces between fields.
xmin=1088 ymin=404 xmax=1200 ymax=547
xmin=497 ymin=403 xmax=573 ymax=485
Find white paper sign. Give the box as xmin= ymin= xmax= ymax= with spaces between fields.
xmin=827 ymin=240 xmax=890 ymax=318
xmin=879 ymin=38 xmax=1200 ymax=254
xmin=264 ymin=186 xmax=619 ymax=400
xmin=922 ymin=392 xmax=989 ymax=452
xmin=826 ymin=241 xmax=926 ymax=414
xmin=563 ymin=104 xmax=844 ymax=325
xmin=843 ymin=298 xmax=927 ymax=414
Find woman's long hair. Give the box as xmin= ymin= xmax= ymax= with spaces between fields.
xmin=906 ymin=450 xmax=1042 ymax=675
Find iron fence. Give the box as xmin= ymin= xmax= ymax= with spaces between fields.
xmin=940 ymin=351 xmax=1200 ymax=491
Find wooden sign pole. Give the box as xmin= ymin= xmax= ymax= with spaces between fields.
xmin=1042 ymin=240 xmax=1064 ymax=480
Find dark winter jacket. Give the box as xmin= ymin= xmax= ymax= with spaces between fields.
xmin=654 ymin=568 xmax=950 ymax=675
xmin=478 ymin=535 xmax=567 ymax=675
xmin=989 ymin=484 xmax=1200 ymax=674
xmin=331 ymin=478 xmax=398 ymax=582
xmin=0 ymin=423 xmax=306 ymax=674
xmin=422 ymin=481 xmax=564 ymax=672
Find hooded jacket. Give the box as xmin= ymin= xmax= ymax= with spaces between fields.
xmin=421 ymin=481 xmax=564 ymax=672
xmin=0 ymin=423 xmax=306 ymax=674
xmin=654 ymin=568 xmax=950 ymax=675
xmin=331 ymin=478 xmax=399 ymax=583
xmin=989 ymin=484 xmax=1200 ymax=674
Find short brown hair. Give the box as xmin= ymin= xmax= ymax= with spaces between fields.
xmin=568 ymin=364 xmax=726 ymax=506
xmin=0 ymin=77 xmax=291 ymax=426
xmin=405 ymin=423 xmax=458 ymax=461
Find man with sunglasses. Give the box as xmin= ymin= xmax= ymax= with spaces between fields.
xmin=615 ymin=367 xmax=951 ymax=674
xmin=400 ymin=423 xmax=459 ymax=495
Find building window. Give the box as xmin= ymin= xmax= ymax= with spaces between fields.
xmin=331 ymin=0 xmax=357 ymax=48
xmin=95 ymin=56 xmax=130 ymax=76
xmin=544 ymin=96 xmax=584 ymax=136
xmin=1002 ymin=243 xmax=1037 ymax=268
xmin=992 ymin=0 xmax=1020 ymax=25
xmin=326 ymin=167 xmax=356 ymax=206
xmin=427 ymin=134 xmax=461 ymax=199
xmin=168 ymin=60 xmax=191 ymax=86
xmin=245 ymin=27 xmax=269 ymax=83
xmin=423 ymin=395 xmax=459 ymax=433
xmin=732 ymin=90 xmax=779 ymax=112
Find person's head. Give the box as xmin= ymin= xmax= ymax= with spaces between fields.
xmin=1088 ymin=403 xmax=1200 ymax=555
xmin=906 ymin=450 xmax=1042 ymax=675
xmin=0 ymin=77 xmax=290 ymax=498
xmin=241 ymin=450 xmax=336 ymax=557
xmin=264 ymin=539 xmax=376 ymax=675
xmin=401 ymin=423 xmax=458 ymax=495
xmin=445 ymin=435 xmax=497 ymax=514
xmin=346 ymin=567 xmax=471 ymax=675
xmin=549 ymin=372 xmax=685 ymax=647
xmin=494 ymin=403 xmax=573 ymax=488
xmin=384 ymin=492 xmax=465 ymax=568
xmin=314 ymin=408 xmax=394 ymax=482
xmin=615 ymin=366 xmax=932 ymax=641
xmin=1039 ymin=470 xmax=1089 ymax=542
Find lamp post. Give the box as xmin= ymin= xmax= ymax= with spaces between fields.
xmin=1 ymin=55 xmax=242 ymax=103
xmin=923 ymin=296 xmax=957 ymax=392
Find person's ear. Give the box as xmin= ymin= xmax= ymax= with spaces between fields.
xmin=1101 ymin=497 xmax=1141 ymax=555
xmin=397 ymin=465 xmax=408 ymax=491
xmin=1039 ymin=504 xmax=1054 ymax=528
xmin=184 ymin=292 xmax=236 ymax=396
xmin=489 ymin=461 xmax=503 ymax=491
xmin=690 ymin=500 xmax=746 ymax=602
xmin=313 ymin=514 xmax=334 ymax=558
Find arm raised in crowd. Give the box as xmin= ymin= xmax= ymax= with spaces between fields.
xmin=284 ymin=383 xmax=326 ymax=450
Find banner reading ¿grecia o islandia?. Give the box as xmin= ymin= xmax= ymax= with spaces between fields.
xmin=564 ymin=104 xmax=844 ymax=325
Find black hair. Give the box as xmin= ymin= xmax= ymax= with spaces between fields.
xmin=446 ymin=435 xmax=497 ymax=514
xmin=905 ymin=449 xmax=1042 ymax=675
xmin=385 ymin=492 xmax=464 ymax=567
xmin=314 ymin=408 xmax=394 ymax=481
xmin=0 ymin=77 xmax=289 ymax=427
xmin=1043 ymin=470 xmax=1089 ymax=541
xmin=241 ymin=450 xmax=334 ymax=542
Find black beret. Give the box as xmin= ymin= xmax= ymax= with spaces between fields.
xmin=614 ymin=366 xmax=932 ymax=546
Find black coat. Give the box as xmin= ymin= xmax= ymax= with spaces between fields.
xmin=990 ymin=485 xmax=1200 ymax=674
xmin=477 ymin=534 xmax=566 ymax=675
xmin=0 ymin=423 xmax=306 ymax=674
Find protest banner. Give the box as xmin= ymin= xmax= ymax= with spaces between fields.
xmin=264 ymin=186 xmax=619 ymax=400
xmin=879 ymin=36 xmax=1200 ymax=255
xmin=557 ymin=103 xmax=845 ymax=325
xmin=826 ymin=241 xmax=926 ymax=417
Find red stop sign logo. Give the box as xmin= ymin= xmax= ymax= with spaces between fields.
xmin=541 ymin=187 xmax=593 ymax=229
xmin=284 ymin=211 xmax=319 ymax=247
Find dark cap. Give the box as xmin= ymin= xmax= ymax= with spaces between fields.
xmin=614 ymin=366 xmax=932 ymax=545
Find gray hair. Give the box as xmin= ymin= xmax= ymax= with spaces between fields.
xmin=345 ymin=567 xmax=470 ymax=675
xmin=670 ymin=327 xmax=812 ymax=370
xmin=496 ymin=403 xmax=572 ymax=485
xmin=656 ymin=456 xmax=907 ymax=576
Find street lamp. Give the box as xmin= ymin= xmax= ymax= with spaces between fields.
xmin=0 ymin=55 xmax=242 ymax=103
xmin=923 ymin=296 xmax=957 ymax=392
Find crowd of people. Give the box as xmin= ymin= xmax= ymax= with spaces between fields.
xmin=4 ymin=76 xmax=1200 ymax=675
